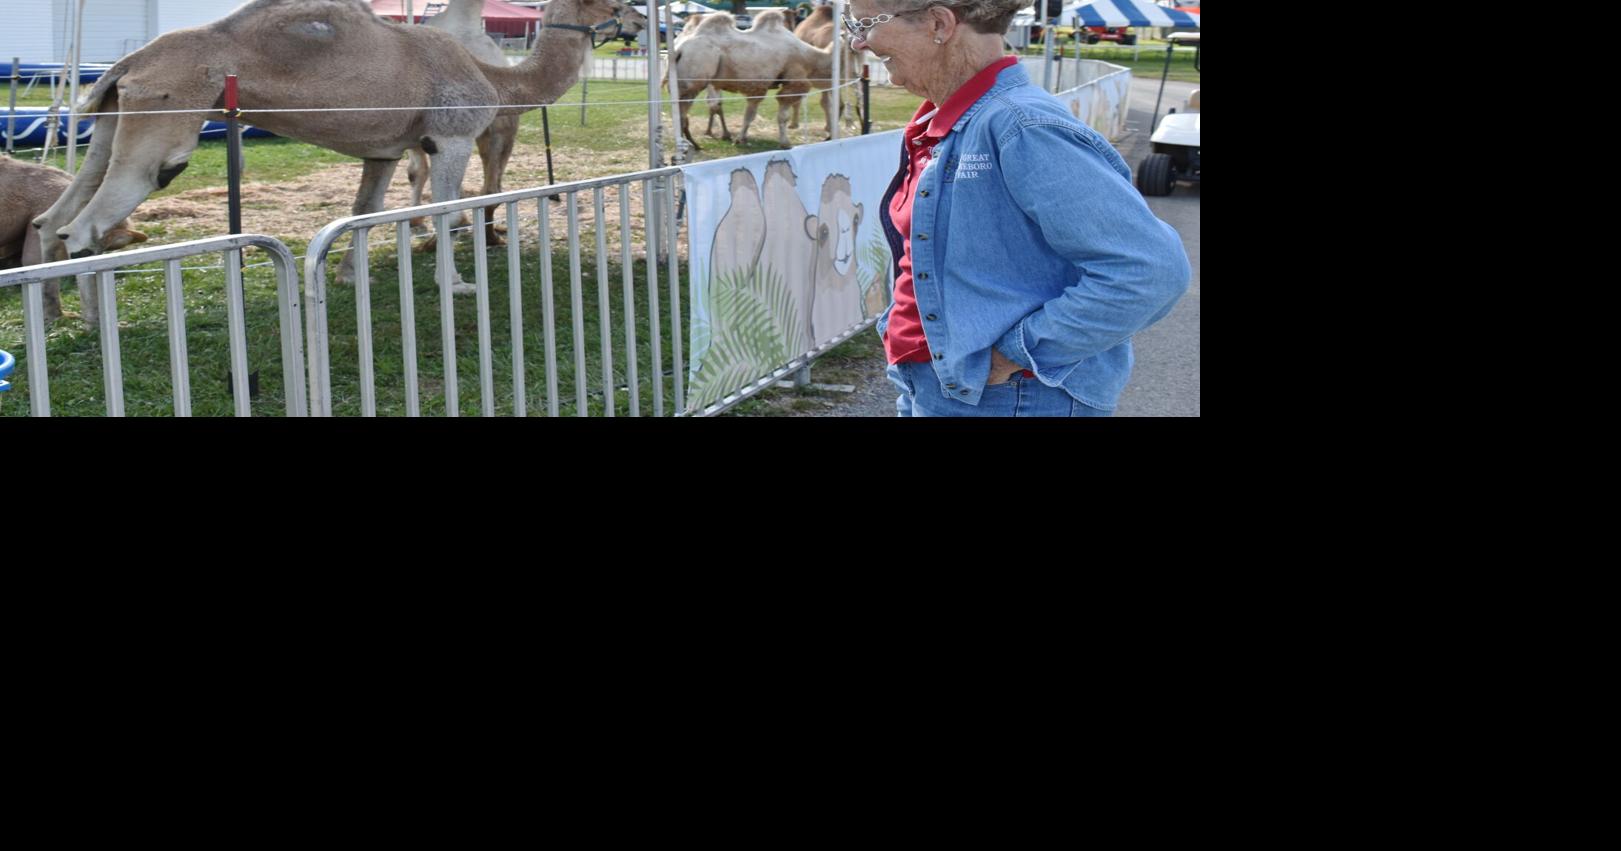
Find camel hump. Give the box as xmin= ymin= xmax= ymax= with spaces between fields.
xmin=754 ymin=8 xmax=793 ymax=31
xmin=694 ymin=12 xmax=737 ymax=33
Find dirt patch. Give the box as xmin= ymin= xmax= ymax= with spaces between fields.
xmin=129 ymin=143 xmax=685 ymax=260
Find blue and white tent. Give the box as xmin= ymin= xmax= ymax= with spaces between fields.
xmin=1 ymin=107 xmax=277 ymax=148
xmin=1014 ymin=1 xmax=1201 ymax=28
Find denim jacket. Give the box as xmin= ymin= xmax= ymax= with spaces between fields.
xmin=875 ymin=63 xmax=1190 ymax=410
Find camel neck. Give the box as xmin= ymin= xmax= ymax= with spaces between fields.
xmin=486 ymin=26 xmax=594 ymax=109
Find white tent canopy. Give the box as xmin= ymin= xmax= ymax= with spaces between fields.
xmin=1012 ymin=1 xmax=1201 ymax=29
xmin=630 ymin=1 xmax=719 ymax=16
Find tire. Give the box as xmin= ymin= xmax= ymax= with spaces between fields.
xmin=1086 ymin=34 xmax=1100 ymax=44
xmin=1122 ymin=34 xmax=1137 ymax=45
xmin=1137 ymin=153 xmax=1174 ymax=196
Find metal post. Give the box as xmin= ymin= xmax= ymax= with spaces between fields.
xmin=580 ymin=74 xmax=589 ymax=127
xmin=225 ymin=76 xmax=242 ymax=236
xmin=664 ymin=14 xmax=682 ymax=165
xmin=6 ymin=58 xmax=17 ymax=156
xmin=646 ymin=0 xmax=664 ymax=260
xmin=1150 ymin=41 xmax=1173 ymax=137
xmin=861 ymin=64 xmax=871 ymax=135
xmin=66 ymin=0 xmax=84 ymax=173
xmin=646 ymin=0 xmax=662 ymax=169
xmin=542 ymin=106 xmax=556 ymax=188
xmin=1042 ymin=15 xmax=1054 ymax=92
xmin=830 ymin=0 xmax=843 ymax=141
xmin=223 ymin=74 xmax=257 ymax=399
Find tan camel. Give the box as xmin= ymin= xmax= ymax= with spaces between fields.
xmin=32 ymin=0 xmax=635 ymax=327
xmin=708 ymin=167 xmax=764 ymax=287
xmin=671 ymin=11 xmax=728 ymax=141
xmin=1 ymin=156 xmax=145 ymax=320
xmin=805 ymin=172 xmax=864 ymax=344
xmin=669 ymin=9 xmax=832 ymax=150
xmin=757 ymin=158 xmax=815 ymax=354
xmin=404 ymin=0 xmax=646 ymax=247
xmin=788 ymin=5 xmax=864 ymax=137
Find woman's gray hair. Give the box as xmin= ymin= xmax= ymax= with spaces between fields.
xmin=876 ymin=0 xmax=1031 ymax=35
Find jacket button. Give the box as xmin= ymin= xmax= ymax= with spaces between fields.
xmin=925 ymin=314 xmax=936 ymax=321
xmin=919 ymin=189 xmax=929 ymax=197
xmin=918 ymin=272 xmax=928 ymax=280
xmin=945 ymin=383 xmax=956 ymax=389
xmin=960 ymin=389 xmax=970 ymax=396
xmin=917 ymin=233 xmax=928 ymax=240
xmin=934 ymin=353 xmax=943 ymax=360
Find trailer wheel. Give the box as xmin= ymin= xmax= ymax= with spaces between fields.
xmin=1137 ymin=153 xmax=1174 ymax=196
xmin=1122 ymin=34 xmax=1137 ymax=45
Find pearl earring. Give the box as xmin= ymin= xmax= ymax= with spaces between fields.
xmin=934 ymin=37 xmax=943 ymax=43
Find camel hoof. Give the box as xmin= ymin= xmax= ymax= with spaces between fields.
xmin=421 ymin=236 xmax=439 ymax=252
xmin=451 ymin=282 xmax=477 ymax=296
xmin=485 ymin=234 xmax=507 ymax=248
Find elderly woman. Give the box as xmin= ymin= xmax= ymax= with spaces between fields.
xmin=850 ymin=0 xmax=1191 ymax=416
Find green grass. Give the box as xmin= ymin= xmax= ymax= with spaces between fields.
xmin=717 ymin=328 xmax=884 ymax=417
xmin=1 ymin=214 xmax=694 ymax=417
xmin=1018 ymin=39 xmax=1202 ymax=84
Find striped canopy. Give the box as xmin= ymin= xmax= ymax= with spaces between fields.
xmin=1013 ymin=1 xmax=1201 ymax=28
xmin=1069 ymin=0 xmax=1200 ymax=28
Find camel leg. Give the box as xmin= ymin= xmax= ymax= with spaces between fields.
xmin=336 ymin=158 xmax=399 ymax=285
xmin=427 ymin=137 xmax=478 ymax=296
xmin=774 ymin=91 xmax=800 ymax=146
xmin=739 ymin=95 xmax=766 ymax=145
xmin=20 ymin=226 xmax=67 ymax=324
xmin=820 ymin=89 xmax=833 ymax=140
xmin=406 ymin=147 xmax=430 ymax=232
xmin=709 ymin=86 xmax=735 ymax=139
xmin=679 ymin=94 xmax=702 ymax=152
xmin=475 ymin=118 xmax=515 ymax=248
xmin=707 ymin=86 xmax=729 ymax=140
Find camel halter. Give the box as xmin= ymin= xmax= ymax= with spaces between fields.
xmin=544 ymin=17 xmax=624 ymax=49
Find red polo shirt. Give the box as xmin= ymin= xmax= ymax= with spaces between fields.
xmin=884 ymin=55 xmax=1022 ymax=370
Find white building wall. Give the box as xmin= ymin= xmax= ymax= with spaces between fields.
xmin=0 ymin=1 xmax=242 ymax=64
xmin=153 ymin=0 xmax=238 ymax=36
xmin=77 ymin=0 xmax=151 ymax=62
xmin=0 ymin=1 xmax=62 ymax=63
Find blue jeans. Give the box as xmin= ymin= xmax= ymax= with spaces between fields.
xmin=887 ymin=360 xmax=1112 ymax=418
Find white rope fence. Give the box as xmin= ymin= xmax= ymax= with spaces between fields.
xmin=2 ymin=78 xmax=863 ymax=122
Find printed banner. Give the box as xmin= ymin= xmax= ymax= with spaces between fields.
xmin=681 ymin=130 xmax=902 ymax=413
xmin=1057 ymin=64 xmax=1132 ymax=141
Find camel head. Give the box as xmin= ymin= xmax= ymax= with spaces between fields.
xmin=805 ymin=174 xmax=862 ymax=278
xmin=548 ymin=0 xmax=645 ymax=43
xmin=613 ymin=3 xmax=648 ymax=39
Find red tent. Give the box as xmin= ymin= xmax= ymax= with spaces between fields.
xmin=370 ymin=1 xmax=542 ymax=38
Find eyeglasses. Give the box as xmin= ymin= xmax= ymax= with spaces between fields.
xmin=841 ymin=7 xmax=929 ymax=42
